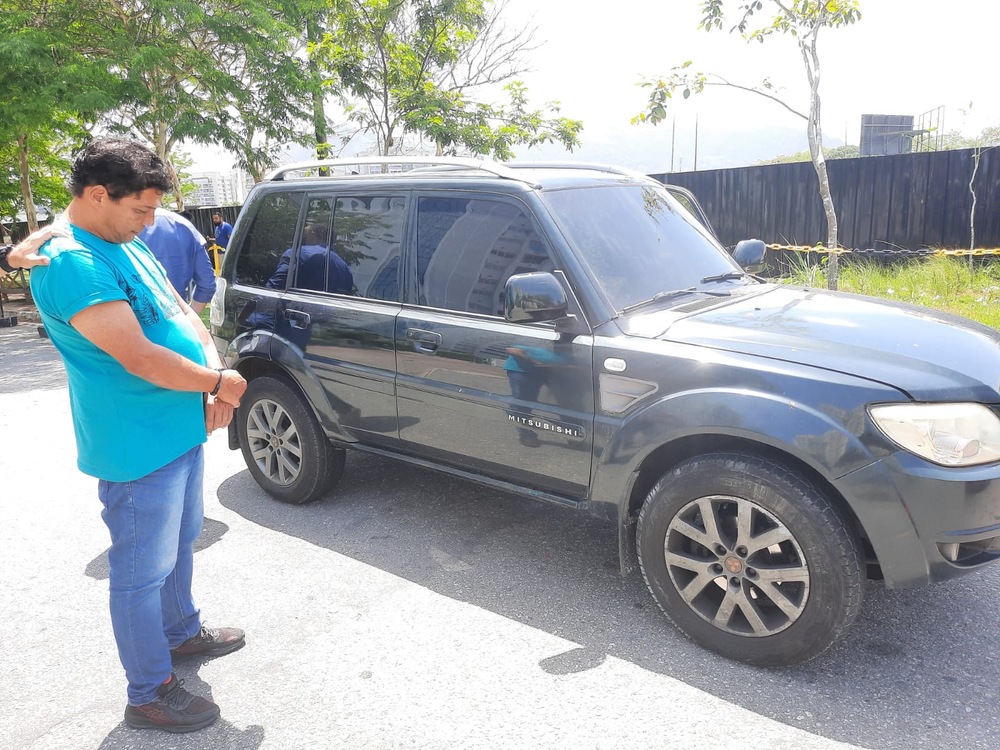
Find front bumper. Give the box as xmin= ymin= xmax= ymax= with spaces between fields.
xmin=837 ymin=452 xmax=1000 ymax=588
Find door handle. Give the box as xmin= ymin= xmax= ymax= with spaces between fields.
xmin=283 ymin=309 xmax=311 ymax=329
xmin=406 ymin=328 xmax=442 ymax=353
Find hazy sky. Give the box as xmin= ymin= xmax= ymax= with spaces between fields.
xmin=189 ymin=0 xmax=1000 ymax=171
xmin=508 ymin=0 xmax=1000 ymax=138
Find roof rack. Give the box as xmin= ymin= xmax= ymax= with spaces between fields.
xmin=263 ymin=156 xmax=540 ymax=188
xmin=506 ymin=161 xmax=660 ymax=185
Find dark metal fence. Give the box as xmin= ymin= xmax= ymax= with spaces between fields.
xmin=651 ymin=147 xmax=1000 ymax=252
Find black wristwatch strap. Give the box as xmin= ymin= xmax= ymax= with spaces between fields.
xmin=0 ymin=244 xmax=14 ymax=274
xmin=209 ymin=369 xmax=224 ymax=396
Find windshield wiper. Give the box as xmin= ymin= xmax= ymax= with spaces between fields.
xmin=619 ymin=288 xmax=697 ymax=315
xmin=619 ymin=286 xmax=729 ymax=315
xmin=700 ymin=271 xmax=747 ymax=284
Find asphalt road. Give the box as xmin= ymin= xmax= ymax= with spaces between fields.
xmin=2 ymin=321 xmax=998 ymax=750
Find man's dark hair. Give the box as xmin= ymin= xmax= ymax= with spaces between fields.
xmin=69 ymin=137 xmax=173 ymax=200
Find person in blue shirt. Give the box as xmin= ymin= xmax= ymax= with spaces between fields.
xmin=138 ymin=208 xmax=217 ymax=313
xmin=30 ymin=138 xmax=248 ymax=734
xmin=211 ymin=211 xmax=233 ymax=248
xmin=264 ymin=223 xmax=354 ymax=293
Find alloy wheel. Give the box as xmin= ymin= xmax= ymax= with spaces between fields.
xmin=246 ymin=398 xmax=303 ymax=486
xmin=664 ymin=495 xmax=810 ymax=637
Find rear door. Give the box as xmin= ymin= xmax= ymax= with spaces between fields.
xmin=395 ymin=193 xmax=595 ymax=498
xmin=273 ymin=191 xmax=406 ymax=448
xmin=228 ymin=190 xmax=304 ymax=345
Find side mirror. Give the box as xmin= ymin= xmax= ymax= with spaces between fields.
xmin=504 ymin=272 xmax=568 ymax=323
xmin=733 ymin=239 xmax=766 ymax=269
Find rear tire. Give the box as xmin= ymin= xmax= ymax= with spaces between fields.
xmin=237 ymin=375 xmax=345 ymax=504
xmin=637 ymin=452 xmax=864 ymax=666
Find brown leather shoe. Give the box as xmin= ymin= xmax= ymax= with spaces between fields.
xmin=170 ymin=625 xmax=245 ymax=660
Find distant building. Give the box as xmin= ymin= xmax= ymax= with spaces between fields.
xmin=187 ymin=170 xmax=252 ymax=206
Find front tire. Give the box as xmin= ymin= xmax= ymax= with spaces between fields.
xmin=237 ymin=375 xmax=345 ymax=504
xmin=637 ymin=452 xmax=864 ymax=666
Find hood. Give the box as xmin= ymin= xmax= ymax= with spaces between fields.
xmin=623 ymin=285 xmax=1000 ymax=402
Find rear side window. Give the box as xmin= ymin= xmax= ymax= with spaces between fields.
xmin=332 ymin=195 xmax=405 ymax=300
xmin=415 ymin=196 xmax=553 ymax=315
xmin=234 ymin=191 xmax=304 ymax=288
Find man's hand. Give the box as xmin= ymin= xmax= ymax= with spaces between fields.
xmin=8 ymin=225 xmax=70 ymax=269
xmin=205 ymin=395 xmax=234 ymax=434
xmin=215 ymin=369 xmax=247 ymax=407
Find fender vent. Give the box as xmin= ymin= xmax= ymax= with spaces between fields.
xmin=600 ymin=373 xmax=658 ymax=414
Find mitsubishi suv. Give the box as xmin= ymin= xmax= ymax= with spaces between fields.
xmin=211 ymin=157 xmax=1000 ymax=666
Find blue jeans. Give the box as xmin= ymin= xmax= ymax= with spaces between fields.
xmin=97 ymin=444 xmax=204 ymax=705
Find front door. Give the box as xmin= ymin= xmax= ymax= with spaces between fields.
xmin=395 ymin=194 xmax=595 ymax=498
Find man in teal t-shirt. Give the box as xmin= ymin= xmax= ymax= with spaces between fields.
xmin=29 ymin=138 xmax=248 ymax=734
xmin=33 ymin=227 xmax=209 ymax=480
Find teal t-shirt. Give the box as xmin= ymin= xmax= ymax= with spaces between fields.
xmin=30 ymin=225 xmax=208 ymax=482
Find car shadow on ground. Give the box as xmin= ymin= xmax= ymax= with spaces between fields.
xmin=217 ymin=451 xmax=1000 ymax=750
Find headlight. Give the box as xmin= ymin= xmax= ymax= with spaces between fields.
xmin=869 ymin=403 xmax=1000 ymax=467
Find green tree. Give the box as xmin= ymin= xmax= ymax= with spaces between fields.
xmin=0 ymin=129 xmax=76 ymax=239
xmin=634 ymin=1 xmax=861 ymax=289
xmin=317 ymin=0 xmax=581 ymax=159
xmin=0 ymin=2 xmax=113 ymax=230
xmin=274 ymin=0 xmax=345 ymax=175
xmin=73 ymin=1 xmax=313 ymax=195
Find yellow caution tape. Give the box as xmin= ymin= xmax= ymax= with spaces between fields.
xmin=764 ymin=243 xmax=1000 ymax=257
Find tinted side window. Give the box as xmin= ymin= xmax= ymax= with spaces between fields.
xmin=332 ymin=195 xmax=405 ymax=300
xmin=415 ymin=197 xmax=553 ymax=315
xmin=292 ymin=197 xmax=355 ymax=294
xmin=235 ymin=191 xmax=303 ymax=288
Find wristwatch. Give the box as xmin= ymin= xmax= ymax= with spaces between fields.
xmin=0 ymin=243 xmax=14 ymax=273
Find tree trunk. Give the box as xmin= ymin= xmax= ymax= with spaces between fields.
xmin=147 ymin=120 xmax=182 ymax=208
xmin=307 ymin=18 xmax=330 ymax=176
xmin=246 ymin=157 xmax=265 ymax=183
xmin=16 ymin=135 xmax=38 ymax=233
xmin=800 ymin=31 xmax=839 ymax=290
xmin=166 ymin=159 xmax=184 ymax=211
xmin=808 ymin=118 xmax=839 ymax=290
xmin=969 ymin=148 xmax=981 ymax=277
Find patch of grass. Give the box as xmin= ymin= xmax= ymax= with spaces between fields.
xmin=777 ymin=255 xmax=1000 ymax=329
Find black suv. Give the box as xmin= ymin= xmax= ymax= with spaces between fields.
xmin=211 ymin=157 xmax=1000 ymax=666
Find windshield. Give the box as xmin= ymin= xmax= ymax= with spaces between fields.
xmin=542 ymin=182 xmax=748 ymax=312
